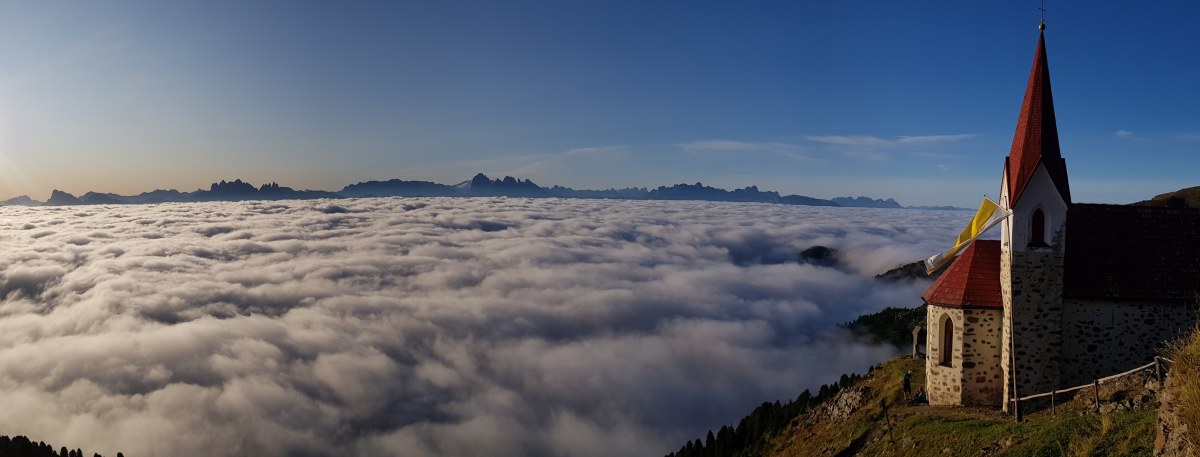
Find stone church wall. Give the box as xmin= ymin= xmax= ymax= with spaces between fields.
xmin=1000 ymin=252 xmax=1013 ymax=411
xmin=926 ymin=306 xmax=962 ymax=405
xmin=1058 ymin=299 xmax=1197 ymax=387
xmin=960 ymin=308 xmax=1004 ymax=406
xmin=1001 ymin=250 xmax=1064 ymax=409
xmin=926 ymin=305 xmax=1005 ymax=406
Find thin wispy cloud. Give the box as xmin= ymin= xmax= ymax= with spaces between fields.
xmin=507 ymin=145 xmax=630 ymax=178
xmin=910 ymin=151 xmax=965 ymax=160
xmin=896 ymin=134 xmax=976 ymax=145
xmin=3 ymin=24 xmax=131 ymax=91
xmin=1108 ymin=128 xmax=1156 ymax=141
xmin=802 ymin=134 xmax=976 ymax=163
xmin=805 ymin=134 xmax=975 ymax=148
xmin=562 ymin=145 xmax=627 ymax=157
xmin=395 ymin=146 xmax=630 ymax=185
xmin=678 ymin=140 xmax=820 ymax=161
xmin=0 ymin=199 xmax=966 ymax=457
xmin=392 ymin=154 xmax=551 ymax=182
xmin=804 ymin=135 xmax=892 ymax=147
xmin=679 ymin=140 xmax=768 ymax=152
xmin=840 ymin=150 xmax=891 ymax=162
xmin=1114 ymin=130 xmax=1150 ymax=141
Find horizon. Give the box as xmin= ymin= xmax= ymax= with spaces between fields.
xmin=3 ymin=173 xmax=954 ymax=207
xmin=1 ymin=2 xmax=1198 ymax=206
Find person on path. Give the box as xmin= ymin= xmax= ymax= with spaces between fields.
xmin=902 ymin=369 xmax=912 ymax=398
xmin=909 ymin=387 xmax=928 ymax=405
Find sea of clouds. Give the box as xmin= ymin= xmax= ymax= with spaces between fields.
xmin=0 ymin=197 xmax=967 ymax=456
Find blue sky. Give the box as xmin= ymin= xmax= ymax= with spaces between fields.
xmin=0 ymin=1 xmax=1197 ymax=206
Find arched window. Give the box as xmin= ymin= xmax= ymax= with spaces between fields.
xmin=1030 ymin=208 xmax=1047 ymax=247
xmin=939 ymin=314 xmax=954 ymax=367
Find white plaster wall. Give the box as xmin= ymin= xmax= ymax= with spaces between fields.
xmin=1000 ymin=171 xmax=1011 ymax=250
xmin=1008 ymin=164 xmax=1067 ymax=253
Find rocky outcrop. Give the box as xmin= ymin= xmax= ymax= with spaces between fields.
xmin=812 ymin=386 xmax=868 ymax=424
xmin=1156 ymin=367 xmax=1194 ymax=457
xmin=798 ymin=246 xmax=838 ymax=267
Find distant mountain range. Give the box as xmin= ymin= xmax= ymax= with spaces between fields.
xmin=2 ymin=173 xmax=968 ymax=210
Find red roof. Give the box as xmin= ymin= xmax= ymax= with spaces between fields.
xmin=1006 ymin=32 xmax=1071 ymax=208
xmin=923 ymin=240 xmax=1003 ymax=308
xmin=1064 ymin=203 xmax=1200 ymax=302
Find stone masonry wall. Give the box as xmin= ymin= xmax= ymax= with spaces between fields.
xmin=1059 ymin=299 xmax=1197 ymax=387
xmin=926 ymin=305 xmax=963 ymax=406
xmin=1001 ymin=250 xmax=1064 ymax=410
xmin=961 ymin=308 xmax=1004 ymax=406
xmin=1000 ymin=252 xmax=1013 ymax=411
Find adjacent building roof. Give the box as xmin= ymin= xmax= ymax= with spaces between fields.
xmin=923 ymin=240 xmax=1003 ymax=309
xmin=1064 ymin=203 xmax=1200 ymax=302
xmin=1006 ymin=32 xmax=1071 ymax=208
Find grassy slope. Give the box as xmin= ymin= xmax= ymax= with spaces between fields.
xmin=766 ymin=358 xmax=1156 ymax=457
xmin=1132 ymin=185 xmax=1200 ymax=208
xmin=1165 ymin=323 xmax=1200 ymax=448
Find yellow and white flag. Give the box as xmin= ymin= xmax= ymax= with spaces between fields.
xmin=924 ymin=197 xmax=1010 ymax=274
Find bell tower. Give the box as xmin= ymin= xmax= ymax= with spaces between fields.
xmin=999 ymin=25 xmax=1071 ymax=411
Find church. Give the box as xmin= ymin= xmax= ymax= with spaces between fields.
xmin=922 ymin=25 xmax=1200 ymax=410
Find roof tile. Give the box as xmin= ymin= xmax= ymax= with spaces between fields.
xmin=1064 ymin=203 xmax=1200 ymax=302
xmin=923 ymin=240 xmax=1003 ymax=308
xmin=1007 ymin=32 xmax=1071 ymax=207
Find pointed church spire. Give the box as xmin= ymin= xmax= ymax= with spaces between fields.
xmin=1005 ymin=30 xmax=1070 ymax=208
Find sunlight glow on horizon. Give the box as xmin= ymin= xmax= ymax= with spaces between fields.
xmin=0 ymin=2 xmax=1196 ymax=207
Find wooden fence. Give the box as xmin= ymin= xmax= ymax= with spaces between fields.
xmin=1010 ymin=356 xmax=1173 ymax=422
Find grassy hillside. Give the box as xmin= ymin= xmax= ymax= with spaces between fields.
xmin=1158 ymin=323 xmax=1200 ymax=455
xmin=764 ymin=357 xmax=1157 ymax=457
xmin=1132 ymin=185 xmax=1200 ymax=209
xmin=667 ymin=302 xmax=1169 ymax=456
xmin=843 ymin=306 xmax=926 ymax=350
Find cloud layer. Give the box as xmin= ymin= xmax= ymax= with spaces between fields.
xmin=0 ymin=198 xmax=965 ymax=456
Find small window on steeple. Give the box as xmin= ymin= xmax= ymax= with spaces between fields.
xmin=1030 ymin=208 xmax=1048 ymax=247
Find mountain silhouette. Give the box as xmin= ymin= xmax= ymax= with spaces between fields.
xmin=4 ymin=173 xmax=945 ymax=210
xmin=831 ymin=196 xmax=903 ymax=209
xmin=46 ymin=190 xmax=81 ymax=206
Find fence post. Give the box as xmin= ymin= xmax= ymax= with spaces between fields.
xmin=1051 ymin=389 xmax=1056 ymax=415
xmin=1094 ymin=379 xmax=1101 ymax=414
xmin=912 ymin=326 xmax=921 ymax=358
xmin=879 ymin=399 xmax=896 ymax=446
xmin=1155 ymin=357 xmax=1163 ymax=384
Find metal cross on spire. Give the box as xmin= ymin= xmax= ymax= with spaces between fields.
xmin=1039 ymin=3 xmax=1047 ymax=30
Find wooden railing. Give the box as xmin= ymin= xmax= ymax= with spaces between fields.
xmin=1010 ymin=356 xmax=1172 ymax=421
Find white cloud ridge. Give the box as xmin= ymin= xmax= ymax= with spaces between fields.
xmin=0 ymin=198 xmax=966 ymax=457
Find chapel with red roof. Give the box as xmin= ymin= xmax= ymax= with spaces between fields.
xmin=922 ymin=24 xmax=1200 ymax=409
